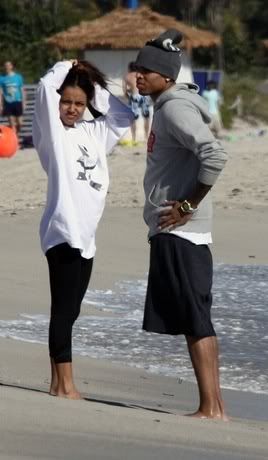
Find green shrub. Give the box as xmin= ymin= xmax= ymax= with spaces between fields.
xmin=220 ymin=103 xmax=234 ymax=129
xmin=222 ymin=74 xmax=268 ymax=125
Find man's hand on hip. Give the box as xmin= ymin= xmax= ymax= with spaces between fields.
xmin=158 ymin=200 xmax=193 ymax=230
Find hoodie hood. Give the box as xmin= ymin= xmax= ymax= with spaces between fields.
xmin=154 ymin=83 xmax=211 ymax=124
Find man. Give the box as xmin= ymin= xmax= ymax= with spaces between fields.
xmin=0 ymin=61 xmax=25 ymax=136
xmin=122 ymin=61 xmax=151 ymax=144
xmin=134 ymin=29 xmax=228 ymax=420
xmin=202 ymin=80 xmax=223 ymax=138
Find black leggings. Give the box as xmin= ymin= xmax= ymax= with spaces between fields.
xmin=46 ymin=243 xmax=93 ymax=363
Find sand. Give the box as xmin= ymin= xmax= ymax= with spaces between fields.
xmin=0 ymin=118 xmax=268 ymax=459
xmin=1 ymin=118 xmax=268 ymax=213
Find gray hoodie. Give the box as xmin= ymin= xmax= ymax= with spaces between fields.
xmin=143 ymin=83 xmax=227 ymax=238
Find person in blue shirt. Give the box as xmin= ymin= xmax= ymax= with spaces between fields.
xmin=0 ymin=61 xmax=25 ymax=135
xmin=122 ymin=61 xmax=151 ymax=145
xmin=202 ymin=80 xmax=223 ymax=138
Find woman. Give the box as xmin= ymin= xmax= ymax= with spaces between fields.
xmin=33 ymin=60 xmax=133 ymax=399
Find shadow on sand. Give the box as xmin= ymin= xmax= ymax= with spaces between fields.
xmin=0 ymin=380 xmax=172 ymax=414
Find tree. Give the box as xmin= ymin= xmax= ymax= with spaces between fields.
xmin=0 ymin=0 xmax=101 ymax=81
xmin=0 ymin=0 xmax=267 ymax=80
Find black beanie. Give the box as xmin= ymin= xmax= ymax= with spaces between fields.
xmin=135 ymin=29 xmax=183 ymax=80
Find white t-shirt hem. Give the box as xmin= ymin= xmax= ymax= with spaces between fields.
xmin=169 ymin=230 xmax=212 ymax=245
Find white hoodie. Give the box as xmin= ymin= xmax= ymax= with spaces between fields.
xmin=33 ymin=61 xmax=133 ymax=258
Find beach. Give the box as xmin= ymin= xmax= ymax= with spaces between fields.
xmin=1 ymin=120 xmax=268 ymax=459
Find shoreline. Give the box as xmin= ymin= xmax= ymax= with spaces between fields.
xmin=1 ymin=207 xmax=268 ymax=411
xmin=1 ymin=331 xmax=268 ymax=398
xmin=1 ymin=338 xmax=268 ymax=460
xmin=0 ymin=205 xmax=267 ymax=321
xmin=1 ymin=336 xmax=268 ymax=423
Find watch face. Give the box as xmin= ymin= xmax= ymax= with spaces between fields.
xmin=182 ymin=201 xmax=190 ymax=212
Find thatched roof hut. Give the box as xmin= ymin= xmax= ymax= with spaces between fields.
xmin=46 ymin=6 xmax=220 ymax=51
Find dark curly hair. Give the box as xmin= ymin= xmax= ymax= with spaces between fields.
xmin=58 ymin=60 xmax=107 ymax=117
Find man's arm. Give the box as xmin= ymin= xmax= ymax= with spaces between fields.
xmin=167 ymin=99 xmax=227 ymax=184
xmin=158 ymin=182 xmax=212 ymax=230
xmin=158 ymin=100 xmax=227 ymax=230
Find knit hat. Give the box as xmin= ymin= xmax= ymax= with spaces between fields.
xmin=135 ymin=29 xmax=183 ymax=81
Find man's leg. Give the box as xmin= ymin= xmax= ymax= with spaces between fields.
xmin=130 ymin=119 xmax=137 ymax=144
xmin=143 ymin=116 xmax=150 ymax=140
xmin=16 ymin=116 xmax=23 ymax=134
xmin=186 ymin=335 xmax=228 ymax=420
xmin=141 ymin=97 xmax=151 ymax=141
xmin=8 ymin=115 xmax=16 ymax=132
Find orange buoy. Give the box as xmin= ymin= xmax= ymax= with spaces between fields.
xmin=0 ymin=125 xmax=19 ymax=158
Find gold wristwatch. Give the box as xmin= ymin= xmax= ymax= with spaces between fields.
xmin=180 ymin=200 xmax=198 ymax=214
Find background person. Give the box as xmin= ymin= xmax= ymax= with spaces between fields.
xmin=135 ymin=29 xmax=228 ymax=420
xmin=33 ymin=59 xmax=133 ymax=400
xmin=122 ymin=61 xmax=151 ymax=144
xmin=202 ymin=79 xmax=223 ymax=138
xmin=0 ymin=61 xmax=25 ymax=138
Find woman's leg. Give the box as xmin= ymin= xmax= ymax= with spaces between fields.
xmin=49 ymin=357 xmax=58 ymax=395
xmin=54 ymin=256 xmax=93 ymax=399
xmin=46 ymin=244 xmax=93 ymax=399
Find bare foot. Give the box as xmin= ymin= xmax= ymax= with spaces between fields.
xmin=49 ymin=358 xmax=58 ymax=396
xmin=49 ymin=380 xmax=58 ymax=396
xmin=49 ymin=389 xmax=57 ymax=396
xmin=50 ymin=362 xmax=83 ymax=399
xmin=49 ymin=383 xmax=83 ymax=399
xmin=55 ymin=389 xmax=83 ymax=400
xmin=185 ymin=410 xmax=229 ymax=421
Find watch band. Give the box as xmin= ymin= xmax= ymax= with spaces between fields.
xmin=180 ymin=200 xmax=198 ymax=214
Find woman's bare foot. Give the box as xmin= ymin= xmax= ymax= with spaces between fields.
xmin=55 ymin=387 xmax=83 ymax=400
xmin=185 ymin=409 xmax=229 ymax=421
xmin=49 ymin=383 xmax=83 ymax=399
xmin=49 ymin=358 xmax=58 ymax=395
xmin=49 ymin=386 xmax=58 ymax=396
xmin=48 ymin=362 xmax=83 ymax=399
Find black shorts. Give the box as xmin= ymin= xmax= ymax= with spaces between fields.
xmin=3 ymin=101 xmax=23 ymax=117
xmin=143 ymin=233 xmax=216 ymax=337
